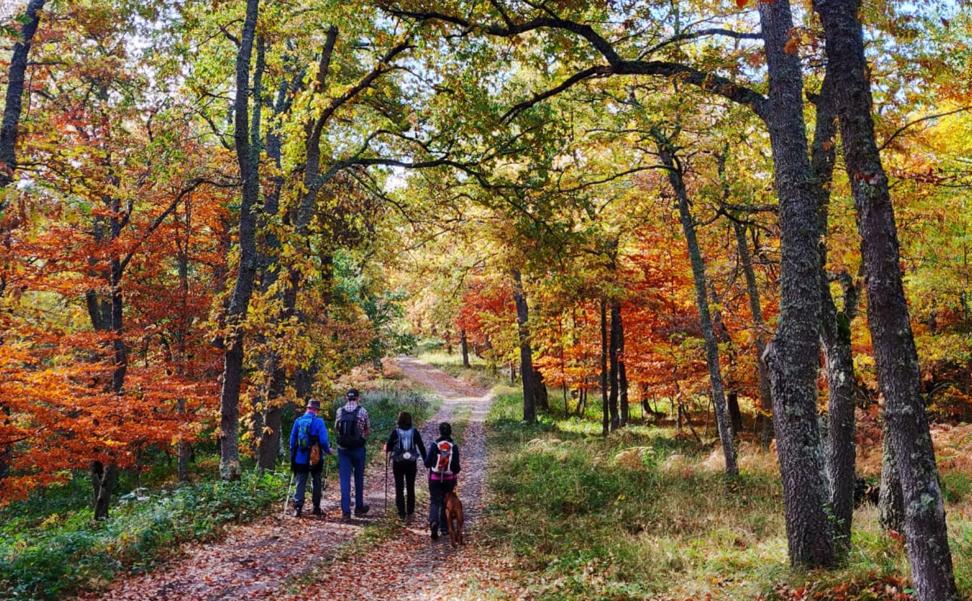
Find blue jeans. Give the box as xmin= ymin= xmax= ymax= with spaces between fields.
xmin=338 ymin=446 xmax=366 ymax=515
xmin=293 ymin=469 xmax=322 ymax=510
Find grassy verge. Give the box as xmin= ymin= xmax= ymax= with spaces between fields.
xmin=0 ymin=383 xmax=437 ymax=600
xmin=480 ymin=388 xmax=972 ymax=600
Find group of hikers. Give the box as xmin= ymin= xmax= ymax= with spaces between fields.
xmin=288 ymin=388 xmax=460 ymax=540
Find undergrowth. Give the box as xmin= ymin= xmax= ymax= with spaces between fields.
xmin=481 ymin=388 xmax=972 ymax=600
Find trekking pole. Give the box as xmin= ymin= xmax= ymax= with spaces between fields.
xmin=282 ymin=472 xmax=294 ymax=519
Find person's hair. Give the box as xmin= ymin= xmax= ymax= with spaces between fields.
xmin=439 ymin=422 xmax=452 ymax=438
xmin=346 ymin=388 xmax=359 ymax=400
xmin=397 ymin=411 xmax=412 ymax=429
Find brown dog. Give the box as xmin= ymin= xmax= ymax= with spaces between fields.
xmin=444 ymin=490 xmax=464 ymax=546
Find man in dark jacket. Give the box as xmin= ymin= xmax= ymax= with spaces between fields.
xmin=289 ymin=399 xmax=331 ymax=517
xmin=425 ymin=421 xmax=460 ymax=540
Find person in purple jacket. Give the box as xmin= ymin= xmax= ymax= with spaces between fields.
xmin=425 ymin=421 xmax=460 ymax=540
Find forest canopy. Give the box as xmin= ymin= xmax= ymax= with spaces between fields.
xmin=0 ymin=0 xmax=970 ymax=600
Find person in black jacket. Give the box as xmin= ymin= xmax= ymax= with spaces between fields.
xmin=383 ymin=411 xmax=427 ymax=521
xmin=425 ymin=421 xmax=460 ymax=540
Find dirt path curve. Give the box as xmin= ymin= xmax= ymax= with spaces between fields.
xmin=285 ymin=356 xmax=494 ymax=600
xmin=85 ymin=357 xmax=491 ymax=601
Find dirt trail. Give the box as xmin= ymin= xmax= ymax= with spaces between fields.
xmin=85 ymin=357 xmax=492 ymax=601
xmin=287 ymin=356 xmax=494 ymax=600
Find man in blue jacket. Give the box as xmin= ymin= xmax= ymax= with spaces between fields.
xmin=289 ymin=399 xmax=331 ymax=517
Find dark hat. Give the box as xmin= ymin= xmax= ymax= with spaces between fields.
xmin=346 ymin=388 xmax=360 ymax=400
xmin=306 ymin=399 xmax=321 ymax=410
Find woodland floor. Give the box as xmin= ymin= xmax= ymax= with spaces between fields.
xmin=80 ymin=357 xmax=498 ymax=601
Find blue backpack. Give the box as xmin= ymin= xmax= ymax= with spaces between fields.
xmin=296 ymin=416 xmax=314 ymax=451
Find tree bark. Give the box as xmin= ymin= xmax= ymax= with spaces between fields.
xmin=599 ymin=299 xmax=609 ymax=436
xmin=0 ymin=0 xmax=46 ymax=193
xmin=809 ymin=72 xmax=858 ymax=555
xmin=879 ymin=421 xmax=904 ymax=532
xmin=460 ymin=328 xmax=470 ymax=367
xmin=732 ymin=221 xmax=774 ymax=447
xmin=608 ymin=300 xmax=621 ymax=431
xmin=512 ymin=269 xmax=536 ymax=422
xmin=91 ymin=461 xmax=118 ymax=521
xmin=617 ymin=306 xmax=629 ymax=427
xmin=815 ymin=2 xmax=957 ymax=596
xmin=218 ymin=1 xmax=262 ymax=482
xmin=657 ymin=139 xmax=737 ymax=478
xmin=756 ymin=0 xmax=836 ymax=568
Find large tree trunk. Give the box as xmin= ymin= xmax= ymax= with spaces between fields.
xmin=0 ymin=0 xmax=46 ymax=193
xmin=755 ymin=0 xmax=836 ymax=568
xmin=512 ymin=269 xmax=536 ymax=422
xmin=657 ymin=140 xmax=737 ymax=478
xmin=815 ymin=3 xmax=957 ymax=596
xmin=218 ymin=2 xmax=262 ymax=482
xmin=608 ymin=300 xmax=621 ymax=431
xmin=732 ymin=221 xmax=774 ymax=447
xmin=599 ymin=299 xmax=609 ymax=436
xmin=879 ymin=421 xmax=904 ymax=532
xmin=809 ymin=72 xmax=858 ymax=555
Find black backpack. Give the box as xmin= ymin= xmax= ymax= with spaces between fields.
xmin=392 ymin=428 xmax=418 ymax=463
xmin=337 ymin=406 xmax=364 ymax=449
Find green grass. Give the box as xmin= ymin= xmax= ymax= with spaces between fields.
xmin=480 ymin=388 xmax=972 ymax=600
xmin=0 ymin=383 xmax=437 ymax=600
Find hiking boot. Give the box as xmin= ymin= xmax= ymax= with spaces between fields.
xmin=354 ymin=504 xmax=370 ymax=516
xmin=312 ymin=506 xmax=323 ymax=517
xmin=430 ymin=522 xmax=439 ymax=540
xmin=293 ymin=506 xmax=302 ymax=518
xmin=341 ymin=513 xmax=352 ymax=523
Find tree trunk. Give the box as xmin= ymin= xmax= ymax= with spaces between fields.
xmin=618 ymin=308 xmax=629 ymax=428
xmin=879 ymin=420 xmax=904 ymax=532
xmin=815 ymin=2 xmax=957 ymax=596
xmin=253 ymin=69 xmax=296 ymax=472
xmin=756 ymin=0 xmax=836 ymax=568
xmin=657 ymin=140 xmax=737 ymax=478
xmin=176 ymin=230 xmax=192 ymax=482
xmin=727 ymin=391 xmax=743 ymax=439
xmin=599 ymin=299 xmax=609 ymax=436
xmin=460 ymin=328 xmax=470 ymax=367
xmin=91 ymin=461 xmax=118 ymax=521
xmin=0 ymin=0 xmax=46 ymax=193
xmin=218 ymin=2 xmax=262 ymax=482
xmin=732 ymin=221 xmax=774 ymax=447
xmin=512 ymin=269 xmax=536 ymax=422
xmin=608 ymin=300 xmax=621 ymax=431
xmin=809 ymin=71 xmax=858 ymax=555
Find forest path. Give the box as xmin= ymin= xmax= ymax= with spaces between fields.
xmin=85 ymin=357 xmax=493 ymax=601
xmin=283 ymin=356 xmax=495 ymax=600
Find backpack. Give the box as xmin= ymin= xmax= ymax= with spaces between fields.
xmin=296 ymin=416 xmax=313 ymax=451
xmin=337 ymin=406 xmax=364 ymax=449
xmin=392 ymin=428 xmax=418 ymax=463
xmin=431 ymin=440 xmax=454 ymax=475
